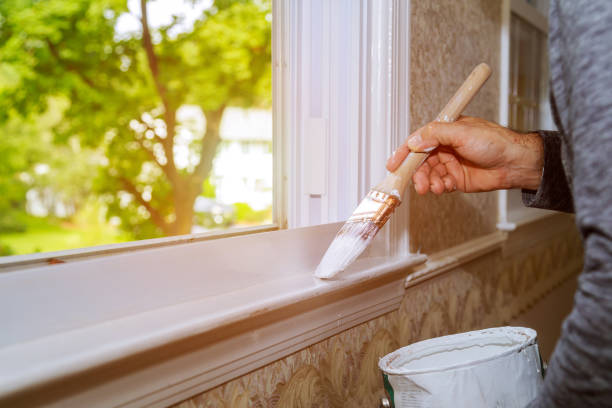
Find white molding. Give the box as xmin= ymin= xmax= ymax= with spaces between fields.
xmin=497 ymin=0 xmax=514 ymax=231
xmin=0 ymin=222 xmax=426 ymax=407
xmin=0 ymin=224 xmax=278 ymax=272
xmin=286 ymin=0 xmax=410 ymax=241
xmin=405 ymin=231 xmax=507 ymax=288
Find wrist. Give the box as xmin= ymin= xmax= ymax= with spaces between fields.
xmin=505 ymin=132 xmax=544 ymax=190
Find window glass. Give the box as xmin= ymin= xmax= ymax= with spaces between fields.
xmin=0 ymin=0 xmax=272 ymax=256
xmin=509 ymin=13 xmax=545 ymax=132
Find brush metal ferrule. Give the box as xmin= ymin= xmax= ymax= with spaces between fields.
xmin=347 ymin=190 xmax=401 ymax=228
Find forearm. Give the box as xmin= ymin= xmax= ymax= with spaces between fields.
xmin=504 ymin=132 xmax=544 ymax=191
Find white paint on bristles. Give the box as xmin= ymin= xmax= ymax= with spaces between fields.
xmin=314 ymin=221 xmax=378 ymax=279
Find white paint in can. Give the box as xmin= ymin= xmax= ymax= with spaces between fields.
xmin=378 ymin=327 xmax=544 ymax=408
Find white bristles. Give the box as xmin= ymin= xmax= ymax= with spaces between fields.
xmin=314 ymin=221 xmax=379 ymax=279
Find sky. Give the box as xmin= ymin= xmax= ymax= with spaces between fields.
xmin=114 ymin=0 xmax=213 ymax=38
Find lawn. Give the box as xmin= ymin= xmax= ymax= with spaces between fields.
xmin=0 ymin=213 xmax=132 ymax=256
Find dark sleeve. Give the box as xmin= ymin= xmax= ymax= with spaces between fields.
xmin=521 ymin=130 xmax=574 ymax=213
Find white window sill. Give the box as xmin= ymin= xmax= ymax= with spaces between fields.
xmin=0 ymin=222 xmax=425 ymax=407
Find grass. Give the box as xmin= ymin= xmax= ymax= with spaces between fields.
xmin=0 ymin=201 xmax=272 ymax=257
xmin=0 ymin=211 xmax=132 ymax=256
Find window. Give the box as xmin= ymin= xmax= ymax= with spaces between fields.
xmin=498 ymin=0 xmax=554 ymax=229
xmin=0 ymin=4 xmax=423 ymax=406
xmin=0 ymin=0 xmax=273 ymax=258
xmin=509 ymin=14 xmax=545 ymax=133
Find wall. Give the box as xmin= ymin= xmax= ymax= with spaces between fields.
xmin=408 ymin=0 xmax=501 ymax=253
xmin=172 ymin=1 xmax=583 ymax=406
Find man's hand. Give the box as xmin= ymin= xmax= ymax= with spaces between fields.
xmin=386 ymin=116 xmax=544 ymax=195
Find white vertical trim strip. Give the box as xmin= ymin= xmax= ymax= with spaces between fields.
xmin=497 ymin=0 xmax=516 ymax=232
xmin=388 ymin=0 xmax=411 ymax=257
xmin=286 ymin=0 xmax=412 ymax=258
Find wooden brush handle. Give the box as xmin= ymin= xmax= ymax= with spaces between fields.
xmin=379 ymin=63 xmax=492 ymax=196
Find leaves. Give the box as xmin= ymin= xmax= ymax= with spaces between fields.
xmin=0 ymin=0 xmax=271 ymax=239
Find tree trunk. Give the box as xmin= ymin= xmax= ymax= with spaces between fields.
xmin=168 ymin=106 xmax=225 ymax=235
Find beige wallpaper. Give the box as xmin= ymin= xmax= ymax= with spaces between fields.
xmin=173 ymin=223 xmax=582 ymax=408
xmin=409 ymin=0 xmax=501 ymax=253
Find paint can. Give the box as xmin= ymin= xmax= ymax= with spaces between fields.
xmin=378 ymin=327 xmax=544 ymax=407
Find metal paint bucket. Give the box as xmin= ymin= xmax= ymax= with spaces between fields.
xmin=378 ymin=327 xmax=544 ymax=408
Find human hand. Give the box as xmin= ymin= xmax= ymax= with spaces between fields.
xmin=386 ymin=116 xmax=544 ymax=195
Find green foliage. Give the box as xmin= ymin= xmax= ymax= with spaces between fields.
xmin=201 ymin=178 xmax=216 ymax=198
xmin=0 ymin=202 xmax=132 ymax=255
xmin=233 ymin=202 xmax=271 ymax=225
xmin=0 ymin=0 xmax=272 ymax=241
xmin=0 ymin=242 xmax=15 ymax=256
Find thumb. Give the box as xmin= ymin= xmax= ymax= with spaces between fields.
xmin=407 ymin=122 xmax=461 ymax=152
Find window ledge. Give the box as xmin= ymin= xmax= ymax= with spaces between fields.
xmin=0 ymin=224 xmax=279 ymax=272
xmin=0 ymin=222 xmax=425 ymax=407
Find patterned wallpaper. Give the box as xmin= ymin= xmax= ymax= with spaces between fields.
xmin=409 ymin=0 xmax=501 ymax=253
xmin=173 ymin=224 xmax=582 ymax=408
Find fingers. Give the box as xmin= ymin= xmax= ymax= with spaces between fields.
xmin=386 ymin=145 xmax=410 ymax=172
xmin=442 ymin=174 xmax=457 ymax=192
xmin=413 ymin=162 xmax=431 ymax=195
xmin=388 ymin=118 xmax=470 ymax=171
xmin=407 ymin=119 xmax=468 ymax=152
xmin=412 ymin=155 xmax=459 ymax=195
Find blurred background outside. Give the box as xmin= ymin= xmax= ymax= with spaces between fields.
xmin=0 ymin=0 xmax=272 ymax=256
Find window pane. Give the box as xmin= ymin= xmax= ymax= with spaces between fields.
xmin=509 ymin=13 xmax=544 ymax=132
xmin=0 ymin=0 xmax=272 ymax=256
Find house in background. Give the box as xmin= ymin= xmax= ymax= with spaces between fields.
xmin=213 ymin=107 xmax=273 ymax=212
xmin=177 ymin=106 xmax=273 ymax=232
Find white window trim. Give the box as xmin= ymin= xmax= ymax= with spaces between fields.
xmin=497 ymin=0 xmax=555 ymax=231
xmin=0 ymin=224 xmax=278 ymax=272
xmin=284 ymin=0 xmax=411 ymax=256
xmin=0 ymin=1 xmax=422 ymax=407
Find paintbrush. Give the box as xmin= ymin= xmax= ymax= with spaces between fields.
xmin=315 ymin=63 xmax=492 ymax=279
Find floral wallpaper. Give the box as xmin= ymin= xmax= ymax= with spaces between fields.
xmin=173 ymin=225 xmax=582 ymax=408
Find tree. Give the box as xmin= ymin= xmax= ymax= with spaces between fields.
xmin=0 ymin=0 xmax=271 ymax=237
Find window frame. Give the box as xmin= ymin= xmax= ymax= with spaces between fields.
xmin=497 ymin=0 xmax=555 ymax=231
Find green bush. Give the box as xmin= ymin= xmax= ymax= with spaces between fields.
xmin=0 ymin=242 xmax=15 ymax=256
xmin=233 ymin=202 xmax=272 ymax=225
xmin=0 ymin=211 xmax=27 ymax=234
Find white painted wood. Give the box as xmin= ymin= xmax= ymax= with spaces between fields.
xmin=497 ymin=0 xmax=515 ymax=232
xmin=0 ymin=224 xmax=278 ymax=272
xmin=286 ymin=0 xmax=411 ymax=242
xmin=0 ymin=222 xmax=425 ymax=407
xmin=304 ymin=118 xmax=328 ymax=195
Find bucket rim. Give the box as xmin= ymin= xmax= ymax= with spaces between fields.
xmin=378 ymin=326 xmax=538 ymax=376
